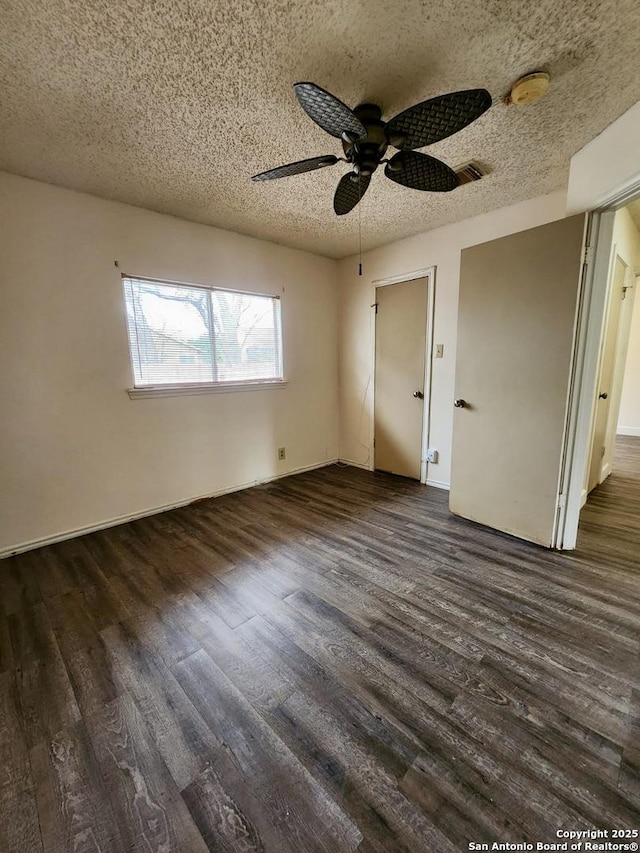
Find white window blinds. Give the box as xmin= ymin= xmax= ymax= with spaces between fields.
xmin=123 ymin=277 xmax=283 ymax=388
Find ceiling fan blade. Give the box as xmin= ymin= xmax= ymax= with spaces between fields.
xmin=252 ymin=155 xmax=338 ymax=181
xmin=385 ymin=151 xmax=459 ymax=192
xmin=386 ymin=89 xmax=492 ymax=149
xmin=333 ymin=172 xmax=371 ymax=215
xmin=294 ymin=82 xmax=367 ymax=140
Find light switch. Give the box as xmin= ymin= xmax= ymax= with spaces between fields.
xmin=435 ymin=344 xmax=444 ymax=358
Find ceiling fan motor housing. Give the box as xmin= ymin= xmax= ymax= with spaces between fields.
xmin=344 ymin=103 xmax=389 ymax=177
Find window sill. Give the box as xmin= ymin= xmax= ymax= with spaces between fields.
xmin=127 ymin=379 xmax=289 ymax=399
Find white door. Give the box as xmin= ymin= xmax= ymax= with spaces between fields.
xmin=587 ymin=255 xmax=628 ymax=491
xmin=374 ymin=278 xmax=427 ymax=480
xmin=450 ymin=215 xmax=587 ymax=546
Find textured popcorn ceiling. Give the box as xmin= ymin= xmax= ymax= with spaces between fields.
xmin=1 ymin=0 xmax=640 ymax=259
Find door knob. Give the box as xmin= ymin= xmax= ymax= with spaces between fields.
xmin=454 ymin=399 xmax=467 ymax=408
xmin=413 ymin=390 xmax=424 ymax=399
xmin=599 ymin=392 xmax=608 ymax=400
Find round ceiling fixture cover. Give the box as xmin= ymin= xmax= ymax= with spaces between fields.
xmin=510 ymin=72 xmax=550 ymax=105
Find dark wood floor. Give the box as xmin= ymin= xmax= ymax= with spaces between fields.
xmin=1 ymin=440 xmax=639 ymax=852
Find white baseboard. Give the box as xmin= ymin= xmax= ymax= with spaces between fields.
xmin=617 ymin=426 xmax=640 ymax=437
xmin=426 ymin=478 xmax=450 ymax=491
xmin=580 ymin=487 xmax=588 ymax=508
xmin=0 ymin=458 xmax=339 ymax=559
xmin=338 ymin=458 xmax=373 ymax=471
xmin=339 ymin=459 xmax=449 ymax=491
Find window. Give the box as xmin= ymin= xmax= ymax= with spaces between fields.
xmin=123 ymin=276 xmax=283 ymax=390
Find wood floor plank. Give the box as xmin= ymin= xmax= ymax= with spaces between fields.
xmin=173 ymin=648 xmax=363 ymax=853
xmin=236 ymin=615 xmax=443 ymax=853
xmin=181 ymin=764 xmax=269 ymax=853
xmin=30 ymin=721 xmax=123 ymax=852
xmin=47 ymin=587 xmax=102 ymax=650
xmin=195 ymin=574 xmax=257 ymax=629
xmin=258 ymin=604 xmax=592 ymax=837
xmin=0 ymin=551 xmax=42 ymax=615
xmin=400 ymin=751 xmax=525 ymax=846
xmin=177 ymin=592 xmax=294 ymax=713
xmin=241 ymin=613 xmax=590 ymax=841
xmin=0 ymin=612 xmax=13 ymax=674
xmin=85 ymin=694 xmax=209 ymax=853
xmin=475 ymin=643 xmax=634 ymax=746
xmin=87 ymin=556 xmax=202 ymax=667
xmin=32 ymin=542 xmax=82 ymax=601
xmin=280 ymin=589 xmax=465 ymax=714
xmin=465 ymin=654 xmax=624 ymax=781
xmin=16 ymin=657 xmax=82 ymax=751
xmin=220 ymin=554 xmax=302 ymax=600
xmin=10 ymin=603 xmax=81 ymax=749
xmin=297 ymin=565 xmax=486 ymax=661
xmin=277 ymin=690 xmax=459 ymax=853
xmin=359 ymin=670 xmax=589 ymax=838
xmin=450 ymin=693 xmax=639 ymax=828
xmin=236 ymin=614 xmax=419 ymax=781
xmin=0 ymin=672 xmax=43 ymax=853
xmin=69 ymin=545 xmax=127 ymax=632
xmin=8 ymin=601 xmax=58 ymax=666
xmin=619 ymin=687 xmax=640 ymax=801
xmin=433 ymin=559 xmax=640 ymax=647
xmin=46 ymin=589 xmax=122 ymax=717
xmin=100 ymin=620 xmax=220 ymax=790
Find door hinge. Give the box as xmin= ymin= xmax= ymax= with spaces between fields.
xmin=557 ymin=493 xmax=566 ymax=509
xmin=583 ymin=245 xmax=594 ymax=265
xmin=371 ymin=302 xmax=378 ymax=314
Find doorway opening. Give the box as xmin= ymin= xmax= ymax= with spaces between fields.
xmin=579 ymin=200 xmax=640 ymax=528
xmin=560 ymin=194 xmax=640 ymax=549
xmin=372 ymin=270 xmax=434 ymax=483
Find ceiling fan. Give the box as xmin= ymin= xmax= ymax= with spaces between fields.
xmin=252 ymin=82 xmax=492 ymax=215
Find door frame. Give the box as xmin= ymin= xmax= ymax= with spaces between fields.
xmin=370 ymin=267 xmax=435 ymax=484
xmin=557 ymin=177 xmax=640 ymax=548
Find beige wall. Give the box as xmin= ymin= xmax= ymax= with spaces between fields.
xmin=595 ymin=207 xmax=640 ymax=471
xmin=618 ymin=295 xmax=640 ymax=435
xmin=567 ymin=100 xmax=640 ymax=214
xmin=0 ymin=172 xmax=339 ymax=555
xmin=581 ymin=206 xmax=639 ymax=489
xmin=337 ymin=190 xmax=568 ymax=488
xmin=617 ymin=208 xmax=640 ymax=434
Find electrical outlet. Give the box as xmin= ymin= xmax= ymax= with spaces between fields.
xmin=434 ymin=344 xmax=444 ymax=358
xmin=278 ymin=447 xmax=286 ymax=461
xmin=426 ymin=448 xmax=439 ymax=464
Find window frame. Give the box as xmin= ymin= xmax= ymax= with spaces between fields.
xmin=121 ymin=274 xmax=287 ymax=399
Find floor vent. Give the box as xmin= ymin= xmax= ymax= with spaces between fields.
xmin=455 ymin=161 xmax=486 ymax=185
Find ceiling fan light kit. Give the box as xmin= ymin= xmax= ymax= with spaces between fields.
xmin=252 ymin=81 xmax=492 ymax=216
